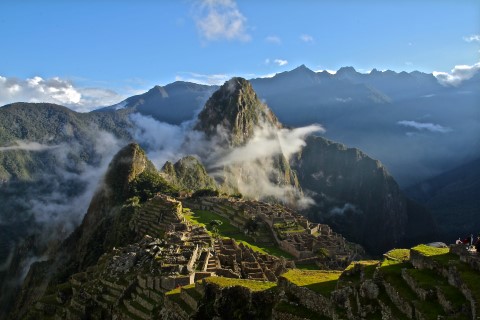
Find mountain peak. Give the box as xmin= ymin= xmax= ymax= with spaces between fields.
xmin=145 ymin=85 xmax=169 ymax=98
xmin=195 ymin=77 xmax=279 ymax=146
xmin=336 ymin=66 xmax=358 ymax=75
xmin=292 ymin=64 xmax=313 ymax=72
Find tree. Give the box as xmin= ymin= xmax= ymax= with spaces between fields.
xmin=244 ymin=217 xmax=261 ymax=235
xmin=209 ymin=220 xmax=223 ymax=238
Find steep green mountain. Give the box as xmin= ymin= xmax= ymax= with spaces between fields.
xmin=98 ymin=81 xmax=217 ymax=125
xmin=0 ymin=102 xmax=131 ymax=181
xmin=406 ymin=157 xmax=480 ymax=241
xmin=161 ymin=155 xmax=217 ymax=192
xmin=293 ymin=135 xmax=436 ymax=254
xmin=0 ymin=104 xmax=134 ymax=318
xmin=10 ymin=143 xmax=177 ymax=319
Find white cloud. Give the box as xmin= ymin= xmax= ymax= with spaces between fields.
xmin=175 ymin=72 xmax=230 ymax=85
xmin=300 ymin=34 xmax=314 ymax=43
xmin=213 ymin=125 xmax=324 ymax=167
xmin=0 ymin=75 xmax=124 ymax=112
xmin=463 ymin=34 xmax=480 ymax=42
xmin=194 ymin=0 xmax=250 ymax=42
xmin=274 ymin=59 xmax=288 ymax=66
xmin=397 ymin=120 xmax=452 ymax=133
xmin=0 ymin=140 xmax=60 ymax=152
xmin=433 ymin=62 xmax=480 ymax=86
xmin=265 ymin=35 xmax=281 ymax=44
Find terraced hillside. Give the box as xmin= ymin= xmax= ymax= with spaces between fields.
xmin=23 ymin=240 xmax=480 ymax=319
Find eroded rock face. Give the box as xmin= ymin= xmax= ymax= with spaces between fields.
xmin=293 ymin=135 xmax=436 ymax=254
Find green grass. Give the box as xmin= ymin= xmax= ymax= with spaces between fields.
xmin=384 ymin=249 xmax=410 ymax=262
xmin=274 ymin=301 xmax=327 ymax=320
xmin=453 ymin=261 xmax=480 ymax=309
xmin=379 ymin=260 xmax=416 ymax=301
xmin=185 ymin=209 xmax=293 ymax=258
xmin=411 ymin=244 xmax=458 ymax=266
xmin=281 ymin=269 xmax=341 ymax=296
xmin=413 ymin=299 xmax=445 ymax=320
xmin=297 ymin=263 xmax=321 ymax=270
xmin=204 ymin=276 xmax=277 ymax=292
xmin=406 ymin=268 xmax=466 ymax=311
xmin=411 ymin=244 xmax=449 ymax=256
xmin=377 ymin=288 xmax=410 ymax=320
xmin=341 ymin=260 xmax=379 ymax=285
xmin=165 ymin=283 xmax=196 ymax=296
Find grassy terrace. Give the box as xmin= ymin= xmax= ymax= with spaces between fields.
xmin=379 ymin=259 xmax=416 ymax=301
xmin=183 ymin=208 xmax=293 ymax=259
xmin=281 ymin=269 xmax=341 ymax=296
xmin=203 ymin=276 xmax=277 ymax=292
xmin=405 ymin=268 xmax=466 ymax=311
xmin=411 ymin=244 xmax=457 ymax=265
xmin=165 ymin=283 xmax=196 ymax=296
xmin=339 ymin=260 xmax=379 ymax=286
xmin=273 ymin=222 xmax=306 ymax=238
xmin=384 ymin=248 xmax=410 ymax=262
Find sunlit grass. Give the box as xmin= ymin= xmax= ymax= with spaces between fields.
xmin=184 ymin=208 xmax=293 ymax=258
xmin=281 ymin=269 xmax=341 ymax=296
xmin=204 ymin=276 xmax=277 ymax=292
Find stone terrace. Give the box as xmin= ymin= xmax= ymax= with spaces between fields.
xmin=185 ymin=196 xmax=363 ymax=268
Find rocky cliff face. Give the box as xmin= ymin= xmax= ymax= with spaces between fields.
xmin=195 ymin=77 xmax=280 ymax=147
xmin=161 ymin=156 xmax=217 ymax=192
xmin=292 ymin=135 xmax=437 ymax=254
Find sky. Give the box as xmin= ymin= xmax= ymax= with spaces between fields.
xmin=0 ymin=0 xmax=479 ymax=111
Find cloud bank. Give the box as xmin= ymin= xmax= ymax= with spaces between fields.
xmin=194 ymin=0 xmax=250 ymax=42
xmin=0 ymin=75 xmax=124 ymax=112
xmin=397 ymin=120 xmax=452 ymax=133
xmin=433 ymin=62 xmax=480 ymax=86
xmin=0 ymin=141 xmax=59 ymax=152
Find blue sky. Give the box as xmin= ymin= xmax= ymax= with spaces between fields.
xmin=0 ymin=0 xmax=479 ymax=111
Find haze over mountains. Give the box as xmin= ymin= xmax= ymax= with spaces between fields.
xmin=100 ymin=65 xmax=480 ymax=188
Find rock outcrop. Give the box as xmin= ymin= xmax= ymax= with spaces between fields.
xmin=161 ymin=156 xmax=217 ymax=192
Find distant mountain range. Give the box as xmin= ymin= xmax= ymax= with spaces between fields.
xmin=406 ymin=157 xmax=480 ymax=241
xmin=99 ymin=65 xmax=480 ymax=187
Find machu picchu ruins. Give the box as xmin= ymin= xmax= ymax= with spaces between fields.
xmin=19 ymin=189 xmax=480 ymax=320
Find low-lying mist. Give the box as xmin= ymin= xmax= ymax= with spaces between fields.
xmin=130 ymin=112 xmax=323 ymax=208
